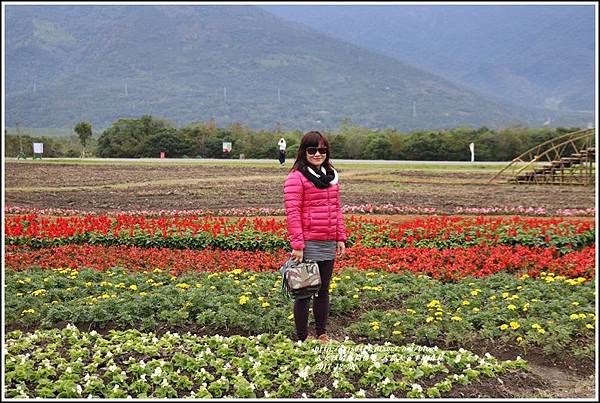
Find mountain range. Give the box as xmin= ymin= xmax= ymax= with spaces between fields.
xmin=4 ymin=4 xmax=595 ymax=133
xmin=263 ymin=4 xmax=596 ymax=114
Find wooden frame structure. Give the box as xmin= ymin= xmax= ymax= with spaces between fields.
xmin=489 ymin=128 xmax=595 ymax=186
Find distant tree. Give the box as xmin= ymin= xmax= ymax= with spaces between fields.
xmin=364 ymin=133 xmax=392 ymax=160
xmin=74 ymin=121 xmax=92 ymax=158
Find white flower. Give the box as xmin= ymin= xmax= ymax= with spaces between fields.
xmin=298 ymin=365 xmax=310 ymax=379
xmin=75 ymin=384 xmax=82 ymax=395
xmin=411 ymin=384 xmax=423 ymax=392
xmin=152 ymin=367 xmax=162 ymax=378
xmin=301 ymin=393 xmax=308 ymax=399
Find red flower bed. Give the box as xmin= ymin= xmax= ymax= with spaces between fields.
xmin=5 ymin=244 xmax=595 ymax=281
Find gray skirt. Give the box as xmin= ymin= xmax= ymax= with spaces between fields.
xmin=303 ymin=240 xmax=336 ymax=262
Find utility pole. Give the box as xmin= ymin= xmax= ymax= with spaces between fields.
xmin=16 ymin=122 xmax=25 ymax=159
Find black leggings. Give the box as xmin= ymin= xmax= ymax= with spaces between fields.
xmin=293 ymin=259 xmax=334 ymax=341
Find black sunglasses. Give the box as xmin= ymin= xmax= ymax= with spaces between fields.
xmin=306 ymin=147 xmax=328 ymax=155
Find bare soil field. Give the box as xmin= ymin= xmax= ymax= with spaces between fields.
xmin=4 ymin=161 xmax=595 ymax=213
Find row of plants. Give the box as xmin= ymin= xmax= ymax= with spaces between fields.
xmin=5 ymin=325 xmax=528 ymax=398
xmin=6 ymin=214 xmax=594 ymax=253
xmin=5 ymin=243 xmax=595 ymax=280
xmin=6 ymin=205 xmax=596 ymax=218
xmin=6 ymin=267 xmax=594 ymax=355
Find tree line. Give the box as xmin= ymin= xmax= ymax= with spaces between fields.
xmin=5 ymin=115 xmax=588 ymax=161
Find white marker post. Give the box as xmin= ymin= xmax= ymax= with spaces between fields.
xmin=33 ymin=142 xmax=44 ymax=160
xmin=469 ymin=143 xmax=475 ymax=162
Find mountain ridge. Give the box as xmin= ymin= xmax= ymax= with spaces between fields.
xmin=5 ymin=5 xmax=594 ymax=132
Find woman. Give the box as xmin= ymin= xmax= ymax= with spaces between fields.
xmin=283 ymin=130 xmax=347 ymax=343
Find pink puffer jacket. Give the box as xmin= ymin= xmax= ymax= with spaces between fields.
xmin=284 ymin=169 xmax=347 ymax=251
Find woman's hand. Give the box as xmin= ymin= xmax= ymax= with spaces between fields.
xmin=336 ymin=241 xmax=346 ymax=257
xmin=291 ymin=249 xmax=304 ymax=262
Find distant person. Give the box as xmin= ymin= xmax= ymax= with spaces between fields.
xmin=283 ymin=130 xmax=347 ymax=343
xmin=278 ymin=137 xmax=287 ymax=165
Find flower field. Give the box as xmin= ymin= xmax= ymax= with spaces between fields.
xmin=3 ymin=208 xmax=596 ymax=398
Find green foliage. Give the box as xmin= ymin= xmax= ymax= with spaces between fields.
xmin=92 ymin=116 xmax=588 ymax=162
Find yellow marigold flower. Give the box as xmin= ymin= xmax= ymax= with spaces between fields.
xmin=569 ymin=313 xmax=580 ymax=320
xmin=170 ymin=276 xmax=177 ymax=281
xmin=258 ymin=296 xmax=265 ymax=301
xmin=516 ymin=336 xmax=523 ymax=343
xmin=352 ymin=294 xmax=359 ymax=299
xmin=426 ymin=316 xmax=434 ymax=323
xmin=115 ymin=283 xmax=125 ymax=288
xmin=16 ymin=292 xmax=24 ymax=297
xmin=232 ymin=268 xmax=242 ymax=275
xmin=139 ymin=292 xmax=148 ymax=297
xmin=406 ymin=308 xmax=416 ymax=314
xmin=129 ymin=284 xmax=138 ymax=291
xmin=31 ymin=289 xmax=46 ymax=296
xmin=392 ymin=330 xmax=402 ymax=335
xmin=462 ymin=300 xmax=470 ymax=305
xmin=499 ymin=324 xmax=509 ymax=330
xmin=195 ymin=283 xmax=202 ymax=288
xmin=501 ymin=292 xmax=509 ymax=299
xmin=522 ymin=303 xmax=529 ymax=312
xmin=239 ymin=295 xmax=249 ymax=305
xmin=489 ymin=295 xmax=497 ymax=301
xmin=585 ymin=324 xmax=594 ymax=329
xmin=261 ymin=302 xmax=270 ymax=308
xmin=22 ymin=308 xmax=35 ymax=314
xmin=537 ymin=328 xmax=546 ymax=334
xmin=434 ymin=311 xmax=443 ymax=316
xmin=507 ymin=304 xmax=517 ymax=310
xmin=153 ymin=268 xmax=162 ymax=274
xmin=370 ymin=321 xmax=379 ymax=326
xmin=85 ymin=282 xmax=93 ymax=287
xmin=393 ymin=321 xmax=401 ymax=327
xmin=472 ymin=307 xmax=480 ymax=312
xmin=519 ymin=274 xmax=529 ymax=280
xmin=578 ymin=313 xmax=587 ymax=319
xmin=366 ymin=272 xmax=377 ymax=277
xmin=510 ymin=321 xmax=520 ymax=330
xmin=450 ymin=316 xmax=462 ymax=321
xmin=511 ymin=295 xmax=519 ymax=300
xmin=571 ymin=301 xmax=579 ymax=306
xmin=176 ymin=283 xmax=189 ymax=290
xmin=516 ymin=286 xmax=523 ymax=290
xmin=288 ymin=313 xmax=294 ymax=320
xmin=371 ymin=325 xmax=380 ymax=331
xmin=470 ymin=290 xmax=481 ymax=296
xmin=531 ymin=323 xmax=541 ymax=329
xmin=210 ymin=286 xmax=216 ymax=290
xmin=344 ymin=276 xmax=351 ymax=280
xmin=427 ymin=299 xmax=441 ymax=308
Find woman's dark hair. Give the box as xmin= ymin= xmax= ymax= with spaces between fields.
xmin=291 ymin=131 xmax=334 ymax=174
